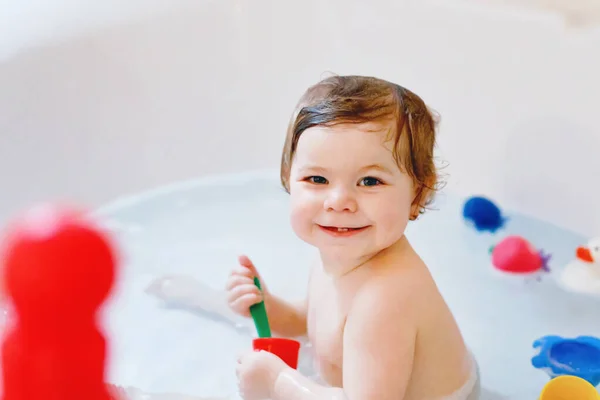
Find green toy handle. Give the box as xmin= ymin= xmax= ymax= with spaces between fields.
xmin=249 ymin=277 xmax=272 ymax=338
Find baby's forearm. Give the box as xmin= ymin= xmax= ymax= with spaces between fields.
xmin=264 ymin=294 xmax=307 ymax=338
xmin=272 ymin=368 xmax=347 ymax=400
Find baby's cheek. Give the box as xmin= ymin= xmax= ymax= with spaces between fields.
xmin=289 ymin=198 xmax=313 ymax=238
xmin=375 ymin=198 xmax=411 ymax=234
xmin=383 ymin=202 xmax=409 ymax=221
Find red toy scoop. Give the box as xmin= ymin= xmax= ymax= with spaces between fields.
xmin=0 ymin=205 xmax=118 ymax=400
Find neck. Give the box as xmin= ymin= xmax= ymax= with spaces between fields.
xmin=319 ymin=235 xmax=409 ymax=278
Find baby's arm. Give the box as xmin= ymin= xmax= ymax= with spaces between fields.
xmin=264 ymin=294 xmax=308 ymax=338
xmin=341 ymin=282 xmax=416 ymax=399
xmin=232 ymin=255 xmax=312 ymax=338
xmin=146 ymin=258 xmax=312 ymax=338
xmin=270 ymin=280 xmax=416 ymax=400
xmin=266 ymin=258 xmax=317 ymax=338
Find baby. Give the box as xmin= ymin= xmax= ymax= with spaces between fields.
xmin=229 ymin=75 xmax=480 ymax=400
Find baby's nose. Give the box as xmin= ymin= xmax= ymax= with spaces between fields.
xmin=323 ymin=188 xmax=357 ymax=213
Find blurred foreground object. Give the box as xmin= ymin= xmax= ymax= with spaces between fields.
xmin=0 ymin=204 xmax=118 ymax=400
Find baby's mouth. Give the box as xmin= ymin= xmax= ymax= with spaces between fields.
xmin=324 ymin=226 xmax=360 ymax=231
xmin=318 ymin=225 xmax=370 ymax=234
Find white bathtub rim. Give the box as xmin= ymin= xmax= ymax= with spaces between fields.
xmin=91 ymin=167 xmax=588 ymax=242
xmin=93 ymin=168 xmax=281 ymax=217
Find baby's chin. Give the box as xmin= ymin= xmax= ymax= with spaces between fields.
xmin=317 ymin=242 xmax=380 ymax=264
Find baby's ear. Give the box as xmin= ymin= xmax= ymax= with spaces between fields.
xmin=410 ymin=175 xmax=437 ymax=220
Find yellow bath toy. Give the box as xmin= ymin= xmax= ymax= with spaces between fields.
xmin=539 ymin=375 xmax=600 ymax=400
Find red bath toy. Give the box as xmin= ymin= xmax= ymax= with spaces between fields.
xmin=1 ymin=204 xmax=118 ymax=400
xmin=489 ymin=235 xmax=551 ymax=275
xmin=253 ymin=338 xmax=301 ymax=369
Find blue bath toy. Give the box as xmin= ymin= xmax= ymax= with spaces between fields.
xmin=532 ymin=335 xmax=600 ymax=387
xmin=462 ymin=196 xmax=506 ymax=233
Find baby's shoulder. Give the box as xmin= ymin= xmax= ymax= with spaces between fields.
xmin=357 ymin=258 xmax=434 ymax=313
xmin=343 ymin=264 xmax=425 ymax=342
xmin=376 ymin=254 xmax=432 ymax=288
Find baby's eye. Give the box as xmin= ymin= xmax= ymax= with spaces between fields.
xmin=359 ymin=177 xmax=382 ymax=187
xmin=306 ymin=176 xmax=328 ymax=185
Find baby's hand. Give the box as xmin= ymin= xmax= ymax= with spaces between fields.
xmin=226 ymin=255 xmax=266 ymax=318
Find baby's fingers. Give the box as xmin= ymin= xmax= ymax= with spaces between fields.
xmin=226 ymin=283 xmax=262 ymax=304
xmin=225 ymin=274 xmax=254 ymax=291
xmin=229 ymin=292 xmax=263 ymax=315
xmin=229 ymin=265 xmax=255 ymax=280
xmin=238 ymin=255 xmax=260 ymax=277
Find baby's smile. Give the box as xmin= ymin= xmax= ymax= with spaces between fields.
xmin=317 ymin=224 xmax=371 ymax=237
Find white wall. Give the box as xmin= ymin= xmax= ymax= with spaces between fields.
xmin=1 ymin=0 xmax=599 ymax=236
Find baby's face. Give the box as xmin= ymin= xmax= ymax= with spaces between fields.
xmin=288 ymin=122 xmax=414 ymax=265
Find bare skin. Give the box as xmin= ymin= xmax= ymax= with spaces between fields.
xmin=230 ymin=236 xmax=473 ymax=400
xmin=306 ymin=237 xmax=472 ymax=399
xmin=140 ymin=121 xmax=475 ymax=400
xmin=231 ymin=123 xmax=477 ymax=399
xmin=226 ymin=255 xmax=308 ymax=339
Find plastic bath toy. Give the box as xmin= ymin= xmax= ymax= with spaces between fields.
xmin=489 ymin=235 xmax=551 ymax=277
xmin=0 ymin=204 xmax=265 ymax=400
xmin=253 ymin=337 xmax=301 ymax=369
xmin=539 ymin=375 xmax=600 ymax=400
xmin=250 ymin=277 xmax=272 ymax=338
xmin=462 ymin=196 xmax=507 ymax=233
xmin=249 ymin=277 xmax=301 ymax=369
xmin=557 ymin=237 xmax=600 ymax=297
xmin=532 ymin=335 xmax=600 ymax=387
xmin=1 ymin=204 xmax=117 ymax=400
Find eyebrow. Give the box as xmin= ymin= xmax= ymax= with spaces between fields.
xmin=297 ymin=165 xmax=326 ymax=172
xmin=360 ymin=164 xmax=394 ymax=174
xmin=298 ymin=164 xmax=394 ymax=175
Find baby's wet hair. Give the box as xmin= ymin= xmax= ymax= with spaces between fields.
xmin=280 ymin=74 xmax=442 ymax=220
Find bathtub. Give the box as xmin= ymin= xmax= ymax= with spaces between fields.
xmin=86 ymin=169 xmax=593 ymax=399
